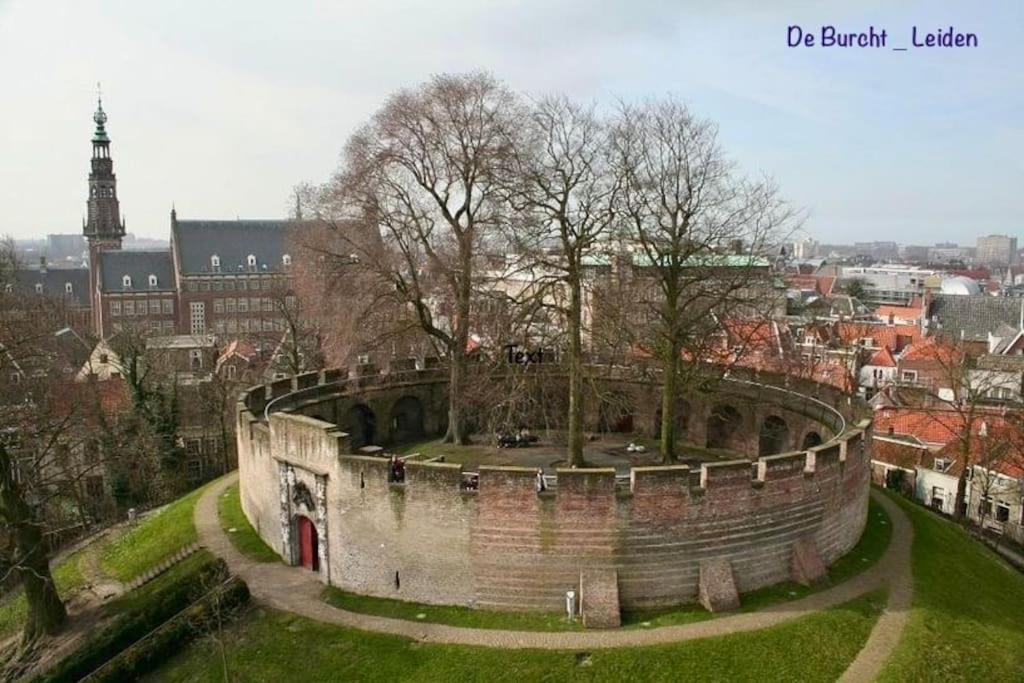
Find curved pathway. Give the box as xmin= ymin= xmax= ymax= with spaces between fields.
xmin=196 ymin=473 xmax=912 ymax=660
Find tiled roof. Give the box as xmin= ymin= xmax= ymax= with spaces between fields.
xmin=835 ymin=321 xmax=921 ymax=351
xmin=173 ymin=219 xmax=290 ymax=275
xmin=98 ymin=250 xmax=175 ymax=292
xmin=871 ymin=436 xmax=930 ymax=469
xmin=899 ymin=337 xmax=961 ymax=365
xmin=13 ymin=268 xmax=90 ymax=306
xmin=867 ymin=346 xmax=897 ymax=368
xmin=928 ymin=294 xmax=1024 ymax=342
xmin=873 ymin=408 xmax=968 ymax=445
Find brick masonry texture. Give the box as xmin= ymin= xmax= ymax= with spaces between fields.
xmin=237 ymin=367 xmax=871 ymax=612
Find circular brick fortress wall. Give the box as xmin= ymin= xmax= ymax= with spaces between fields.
xmin=236 ymin=366 xmax=872 ymax=613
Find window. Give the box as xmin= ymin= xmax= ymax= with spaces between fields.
xmin=211 ymin=254 xmax=221 ymax=270
xmin=226 ymin=318 xmax=237 ymax=333
xmin=247 ymin=254 xmax=257 ymax=269
xmin=200 ymin=281 xmax=210 ymax=291
xmin=149 ymin=300 xmax=162 ymax=315
xmin=282 ymin=253 xmax=291 ymax=267
xmin=190 ymin=301 xmax=206 ymax=334
xmin=933 ymin=458 xmax=949 ymax=472
xmin=189 ymin=349 xmax=203 ymax=371
xmin=261 ymin=279 xmax=270 ymax=290
xmin=34 ymin=283 xmax=43 ymax=294
xmin=64 ymin=282 xmax=73 ymax=294
xmin=185 ymin=439 xmax=201 ymax=457
xmin=239 ymin=280 xmax=247 ymax=291
xmin=213 ymin=280 xmax=223 ymax=291
xmin=99 ymin=353 xmax=109 ymax=364
xmin=251 ymin=297 xmax=262 ymax=312
xmin=225 ymin=280 xmax=235 ymax=291
xmin=285 ymin=295 xmax=297 ymax=309
xmin=213 ymin=298 xmax=224 ymax=314
xmin=110 ymin=300 xmax=121 ymax=316
xmin=262 ymin=298 xmax=273 ymax=313
xmin=186 ymin=460 xmax=203 ymax=483
xmin=187 ymin=281 xmax=198 ymax=292
xmin=226 ymin=364 xmax=237 ymax=380
xmin=901 ymin=370 xmax=918 ymax=382
xmin=215 ymin=320 xmax=226 ymax=334
xmin=162 ymin=299 xmax=173 ymax=315
xmin=239 ymin=318 xmax=250 ymax=332
xmin=995 ymin=501 xmax=1010 ymax=523
xmin=162 ymin=320 xmax=175 ymax=333
xmin=148 ymin=274 xmax=158 ymax=287
xmin=237 ymin=298 xmax=248 ymax=313
xmin=226 ymin=298 xmax=236 ymax=313
xmin=122 ymin=275 xmax=132 ymax=288
xmin=124 ymin=300 xmax=135 ymax=316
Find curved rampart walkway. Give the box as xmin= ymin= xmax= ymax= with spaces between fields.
xmin=195 ymin=473 xmax=912 ymax=667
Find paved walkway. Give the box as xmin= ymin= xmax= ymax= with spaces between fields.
xmin=195 ymin=474 xmax=912 ymax=660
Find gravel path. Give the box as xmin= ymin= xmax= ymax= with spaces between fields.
xmin=196 ymin=473 xmax=912 ymax=659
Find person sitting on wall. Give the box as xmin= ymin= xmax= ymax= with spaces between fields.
xmin=393 ymin=457 xmax=405 ymax=483
xmin=536 ymin=468 xmax=546 ymax=492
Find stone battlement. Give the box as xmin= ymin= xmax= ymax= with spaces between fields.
xmin=236 ymin=364 xmax=871 ymax=615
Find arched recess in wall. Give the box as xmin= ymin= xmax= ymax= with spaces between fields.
xmin=758 ymin=415 xmax=790 ymax=456
xmin=389 ymin=396 xmax=425 ymax=444
xmin=801 ymin=431 xmax=823 ymax=450
xmin=598 ymin=392 xmax=634 ymax=433
xmin=706 ymin=404 xmax=742 ymax=450
xmin=342 ymin=404 xmax=377 ymax=449
xmin=653 ymin=398 xmax=691 ymax=439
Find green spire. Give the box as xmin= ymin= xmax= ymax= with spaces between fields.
xmin=92 ymin=84 xmax=109 ymax=143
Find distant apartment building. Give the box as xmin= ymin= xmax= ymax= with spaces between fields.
xmin=792 ymin=238 xmax=819 ymax=259
xmin=977 ymin=234 xmax=1018 ymax=267
xmin=840 ymin=265 xmax=936 ymax=306
xmin=853 ymin=241 xmax=899 ymax=261
xmin=928 ymin=242 xmax=975 ymax=264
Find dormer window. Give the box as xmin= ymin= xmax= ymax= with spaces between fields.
xmin=34 ymin=283 xmax=43 ymax=294
xmin=64 ymin=282 xmax=73 ymax=294
xmin=282 ymin=254 xmax=292 ymax=267
xmin=122 ymin=275 xmax=132 ymax=289
xmin=211 ymin=254 xmax=221 ymax=270
xmin=247 ymin=254 xmax=257 ymax=268
xmin=148 ymin=274 xmax=158 ymax=288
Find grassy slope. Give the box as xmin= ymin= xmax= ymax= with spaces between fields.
xmin=149 ymin=593 xmax=884 ymax=683
xmin=99 ymin=477 xmax=220 ymax=582
xmin=217 ymin=483 xmax=280 ymax=563
xmin=323 ymin=496 xmax=892 ymax=632
xmin=879 ymin=492 xmax=1024 ymax=680
xmin=0 ymin=550 xmax=85 ymax=640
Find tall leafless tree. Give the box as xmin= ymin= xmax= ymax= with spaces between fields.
xmin=608 ymin=98 xmax=795 ymax=462
xmin=302 ymin=72 xmax=523 ymax=444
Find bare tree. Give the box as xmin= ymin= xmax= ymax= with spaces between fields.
xmin=303 ymin=72 xmax=523 ymax=444
xmin=607 ymin=98 xmax=795 ymax=462
xmin=505 ymin=96 xmax=617 ymax=467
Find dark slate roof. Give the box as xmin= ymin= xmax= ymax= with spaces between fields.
xmin=173 ymin=219 xmax=289 ymax=275
xmin=928 ymin=294 xmax=1024 ymax=341
xmin=13 ymin=268 xmax=90 ymax=306
xmin=98 ymin=250 xmax=175 ymax=292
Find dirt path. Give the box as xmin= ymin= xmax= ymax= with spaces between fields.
xmin=196 ymin=473 xmax=913 ymax=659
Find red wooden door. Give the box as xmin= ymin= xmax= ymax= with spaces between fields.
xmin=298 ymin=517 xmax=318 ymax=570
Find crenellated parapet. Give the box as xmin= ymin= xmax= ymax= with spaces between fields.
xmin=235 ymin=364 xmax=872 ymax=616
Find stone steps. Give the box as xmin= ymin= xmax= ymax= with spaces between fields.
xmin=124 ymin=542 xmax=203 ymax=592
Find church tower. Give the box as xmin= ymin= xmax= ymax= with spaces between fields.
xmin=83 ymin=91 xmax=125 ymax=334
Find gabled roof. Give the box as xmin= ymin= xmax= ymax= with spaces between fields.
xmin=899 ymin=337 xmax=962 ymax=365
xmin=868 ymin=346 xmax=897 ymax=368
xmin=928 ymin=294 xmax=1024 ymax=342
xmin=871 ymin=436 xmax=930 ymax=470
xmin=13 ymin=267 xmax=90 ymax=306
xmin=98 ymin=250 xmax=175 ymax=292
xmin=173 ymin=219 xmax=290 ymax=276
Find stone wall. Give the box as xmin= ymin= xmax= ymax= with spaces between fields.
xmin=236 ymin=366 xmax=871 ymax=612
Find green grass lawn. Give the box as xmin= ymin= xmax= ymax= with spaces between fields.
xmin=217 ymin=484 xmax=280 ymax=563
xmin=879 ymin=491 xmax=1024 ymax=680
xmin=0 ymin=549 xmax=86 ymax=640
xmin=147 ymin=591 xmax=884 ymax=682
xmin=321 ymin=496 xmax=892 ymax=632
xmin=99 ymin=477 xmax=223 ymax=582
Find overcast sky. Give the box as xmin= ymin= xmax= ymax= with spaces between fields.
xmin=1 ymin=0 xmax=1020 ymax=245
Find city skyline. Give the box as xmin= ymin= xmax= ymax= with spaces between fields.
xmin=1 ymin=1 xmax=1021 ymax=244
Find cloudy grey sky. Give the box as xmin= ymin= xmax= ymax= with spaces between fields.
xmin=1 ymin=0 xmax=1020 ymax=244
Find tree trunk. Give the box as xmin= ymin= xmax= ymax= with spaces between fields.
xmin=444 ymin=348 xmax=468 ymax=445
xmin=953 ymin=467 xmax=969 ymax=522
xmin=567 ymin=275 xmax=585 ymax=468
xmin=660 ymin=340 xmax=680 ymax=464
xmin=0 ymin=446 xmax=66 ymax=641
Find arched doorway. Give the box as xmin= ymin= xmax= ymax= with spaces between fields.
xmin=706 ymin=404 xmax=741 ymax=450
xmin=343 ymin=404 xmax=376 ymax=449
xmin=801 ymin=431 xmax=823 ymax=450
xmin=759 ymin=415 xmax=790 ymax=456
xmin=296 ymin=516 xmax=319 ymax=571
xmin=390 ymin=396 xmax=425 ymax=444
